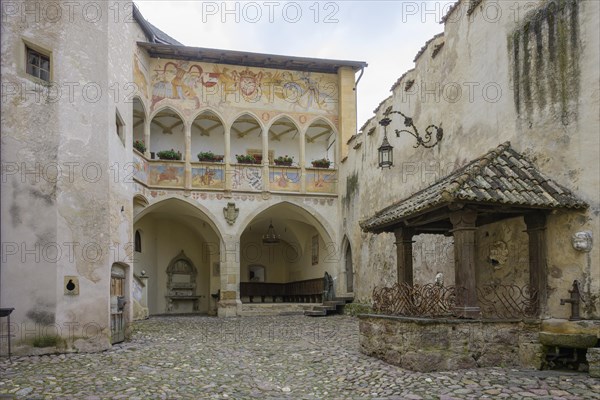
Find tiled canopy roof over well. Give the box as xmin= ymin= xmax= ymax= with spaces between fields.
xmin=360 ymin=142 xmax=588 ymax=233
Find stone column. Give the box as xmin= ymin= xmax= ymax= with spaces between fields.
xmin=184 ymin=122 xmax=192 ymax=189
xmin=218 ymin=236 xmax=241 ymax=317
xmin=450 ymin=208 xmax=480 ymax=318
xmin=393 ymin=227 xmax=414 ymax=285
xmin=224 ymin=124 xmax=232 ymax=195
xmin=143 ymin=119 xmax=151 ymax=158
xmin=262 ymin=126 xmax=269 ymax=192
xmin=300 ymin=128 xmax=307 ymax=194
xmin=524 ymin=213 xmax=548 ymax=318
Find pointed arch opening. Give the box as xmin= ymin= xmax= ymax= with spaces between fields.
xmin=231 ymin=113 xmax=263 ymax=164
xmin=132 ymin=97 xmax=147 ymax=153
xmin=134 ymin=230 xmax=142 ymax=253
xmin=343 ymin=237 xmax=354 ymax=293
xmin=150 ymin=107 xmax=185 ymax=160
xmin=306 ymin=118 xmax=336 ymax=168
xmin=268 ymin=116 xmax=300 ymax=167
xmin=191 ymin=109 xmax=225 ymax=162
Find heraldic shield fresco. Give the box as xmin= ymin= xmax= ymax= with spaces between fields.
xmin=135 ymin=56 xmax=339 ymax=117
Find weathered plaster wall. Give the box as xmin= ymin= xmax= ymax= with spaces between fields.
xmin=1 ymin=1 xmax=142 ymax=352
xmin=1 ymin=6 xmax=62 ymax=349
xmin=341 ymin=0 xmax=600 ymax=318
xmin=476 ymin=217 xmax=530 ymax=288
xmin=106 ymin=0 xmax=137 ymax=345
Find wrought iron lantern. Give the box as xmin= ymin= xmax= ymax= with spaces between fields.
xmin=378 ymin=127 xmax=394 ymax=169
xmin=262 ymin=220 xmax=280 ymax=245
xmin=378 ymin=108 xmax=443 ymax=168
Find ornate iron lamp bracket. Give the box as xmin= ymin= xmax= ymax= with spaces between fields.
xmin=381 ymin=108 xmax=443 ymax=149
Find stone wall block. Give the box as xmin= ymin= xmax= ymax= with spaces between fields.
xmin=586 ymin=348 xmax=600 ymax=378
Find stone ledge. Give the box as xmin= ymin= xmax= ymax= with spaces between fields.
xmin=357 ymin=313 xmax=534 ymax=325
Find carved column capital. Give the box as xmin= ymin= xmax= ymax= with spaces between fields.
xmin=393 ymin=227 xmax=414 ymax=244
xmin=450 ymin=208 xmax=478 ymax=230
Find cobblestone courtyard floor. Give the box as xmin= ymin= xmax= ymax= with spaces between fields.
xmin=1 ymin=315 xmax=599 ymax=399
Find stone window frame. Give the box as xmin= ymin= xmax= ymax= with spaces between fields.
xmin=20 ymin=39 xmax=53 ymax=85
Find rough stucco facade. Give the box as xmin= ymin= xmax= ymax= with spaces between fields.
xmin=1 ymin=0 xmax=136 ymax=352
xmin=343 ymin=0 xmax=600 ymax=320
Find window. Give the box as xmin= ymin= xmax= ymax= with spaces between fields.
xmin=134 ymin=230 xmax=142 ymax=253
xmin=248 ymin=265 xmax=266 ymax=282
xmin=26 ymin=47 xmax=50 ymax=81
xmin=116 ymin=109 xmax=125 ymax=145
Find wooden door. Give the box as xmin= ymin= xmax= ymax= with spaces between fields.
xmin=110 ymin=265 xmax=126 ymax=344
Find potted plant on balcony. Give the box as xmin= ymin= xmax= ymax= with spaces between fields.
xmin=235 ymin=154 xmax=258 ymax=164
xmin=133 ymin=140 xmax=146 ymax=153
xmin=274 ymin=155 xmax=294 ymax=166
xmin=197 ymin=151 xmax=224 ymax=162
xmin=311 ymin=158 xmax=331 ymax=168
xmin=156 ymin=149 xmax=182 ymax=161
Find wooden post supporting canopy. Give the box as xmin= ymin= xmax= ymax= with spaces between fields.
xmin=394 ymin=227 xmax=414 ymax=286
xmin=450 ymin=208 xmax=480 ymax=318
xmin=524 ymin=212 xmax=548 ymax=318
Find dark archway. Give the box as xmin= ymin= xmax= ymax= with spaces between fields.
xmin=345 ymin=241 xmax=353 ymax=293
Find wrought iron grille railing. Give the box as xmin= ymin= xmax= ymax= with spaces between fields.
xmin=372 ymin=283 xmax=538 ymax=319
xmin=372 ymin=283 xmax=457 ymax=318
xmin=477 ymin=284 xmax=538 ymax=319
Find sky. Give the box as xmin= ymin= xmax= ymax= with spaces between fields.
xmin=135 ymin=0 xmax=455 ymax=127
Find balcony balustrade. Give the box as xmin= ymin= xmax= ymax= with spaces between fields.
xmin=133 ymin=149 xmax=337 ymax=195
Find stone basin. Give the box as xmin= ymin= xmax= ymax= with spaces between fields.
xmin=541 ymin=319 xmax=600 ymax=335
xmin=539 ymin=332 xmax=598 ymax=348
xmin=539 ymin=319 xmax=600 ymax=348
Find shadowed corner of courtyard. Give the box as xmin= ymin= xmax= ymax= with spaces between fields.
xmin=1 ymin=315 xmax=600 ymax=400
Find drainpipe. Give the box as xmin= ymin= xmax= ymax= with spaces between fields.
xmin=354 ymin=67 xmax=365 ymax=133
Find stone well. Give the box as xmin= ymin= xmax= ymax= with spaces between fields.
xmin=358 ymin=314 xmax=543 ymax=372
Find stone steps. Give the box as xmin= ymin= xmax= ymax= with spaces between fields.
xmin=305 ymin=310 xmax=327 ymax=317
xmin=304 ymin=296 xmax=354 ymax=317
